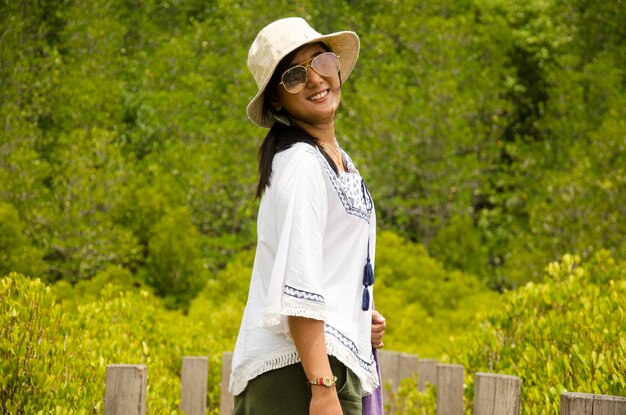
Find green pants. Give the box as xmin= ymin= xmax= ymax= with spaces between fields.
xmin=233 ymin=355 xmax=362 ymax=415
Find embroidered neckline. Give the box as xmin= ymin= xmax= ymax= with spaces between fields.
xmin=306 ymin=146 xmax=374 ymax=222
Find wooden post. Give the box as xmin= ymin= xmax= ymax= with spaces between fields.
xmin=378 ymin=350 xmax=401 ymax=414
xmin=560 ymin=392 xmax=626 ymax=415
xmin=417 ymin=358 xmax=438 ymax=392
xmin=474 ymin=372 xmax=521 ymax=415
xmin=180 ymin=356 xmax=208 ymax=415
xmin=379 ymin=350 xmax=401 ymax=390
xmin=220 ymin=351 xmax=234 ymax=415
xmin=398 ymin=353 xmax=419 ymax=382
xmin=104 ymin=364 xmax=147 ymax=415
xmin=436 ymin=364 xmax=464 ymax=415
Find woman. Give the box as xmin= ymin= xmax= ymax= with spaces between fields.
xmin=229 ymin=17 xmax=385 ymax=415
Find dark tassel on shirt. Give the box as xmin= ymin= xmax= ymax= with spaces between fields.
xmin=361 ymin=238 xmax=374 ymax=311
xmin=362 ymin=287 xmax=370 ymax=311
xmin=363 ymin=261 xmax=374 ymax=286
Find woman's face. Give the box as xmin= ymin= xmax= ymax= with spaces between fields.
xmin=273 ymin=43 xmax=342 ymax=128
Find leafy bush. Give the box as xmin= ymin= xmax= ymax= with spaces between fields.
xmin=446 ymin=252 xmax=626 ymax=413
xmin=2 ymin=0 xmax=625 ymax=306
xmin=390 ymin=379 xmax=437 ymax=415
xmin=0 ymin=272 xmax=242 ymax=414
xmin=4 ymin=241 xmax=625 ymax=413
xmin=0 ymin=202 xmax=44 ymax=278
xmin=428 ymin=215 xmax=489 ymax=279
xmin=141 ymin=206 xmax=208 ymax=310
xmin=2 ymin=232 xmax=497 ymax=413
xmin=374 ymin=231 xmax=499 ymax=357
xmin=1 ymin=275 xmax=69 ymax=414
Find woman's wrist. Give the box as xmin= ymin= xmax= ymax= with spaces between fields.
xmin=308 ymin=375 xmax=337 ymax=387
xmin=311 ymin=384 xmax=337 ymax=397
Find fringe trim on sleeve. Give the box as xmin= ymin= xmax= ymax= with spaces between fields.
xmin=259 ymin=298 xmax=326 ymax=337
xmin=229 ymin=348 xmax=301 ymax=396
xmin=229 ymin=337 xmax=380 ymax=396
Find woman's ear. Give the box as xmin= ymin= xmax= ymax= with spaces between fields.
xmin=270 ymin=94 xmax=282 ymax=112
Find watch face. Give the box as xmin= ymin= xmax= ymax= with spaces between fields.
xmin=323 ymin=377 xmax=333 ymax=386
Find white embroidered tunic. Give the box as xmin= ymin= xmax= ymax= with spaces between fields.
xmin=229 ymin=142 xmax=378 ymax=396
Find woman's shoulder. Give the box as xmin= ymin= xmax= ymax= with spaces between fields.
xmin=284 ymin=141 xmax=317 ymax=156
xmin=270 ymin=143 xmax=327 ymax=194
xmin=275 ymin=142 xmax=322 ymax=170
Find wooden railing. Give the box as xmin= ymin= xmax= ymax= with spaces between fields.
xmin=103 ymin=351 xmax=626 ymax=414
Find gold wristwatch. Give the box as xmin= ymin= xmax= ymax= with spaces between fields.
xmin=308 ymin=375 xmax=337 ymax=387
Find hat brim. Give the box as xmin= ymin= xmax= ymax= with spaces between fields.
xmin=246 ymin=31 xmax=360 ymax=129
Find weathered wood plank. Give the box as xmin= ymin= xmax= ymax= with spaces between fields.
xmin=379 ymin=350 xmax=402 ymax=391
xmin=398 ymin=353 xmax=419 ymax=382
xmin=560 ymin=392 xmax=626 ymax=415
xmin=436 ymin=364 xmax=464 ymax=415
xmin=474 ymin=372 xmax=521 ymax=415
xmin=379 ymin=349 xmax=401 ymax=413
xmin=417 ymin=358 xmax=438 ymax=392
xmin=104 ymin=364 xmax=147 ymax=415
xmin=180 ymin=356 xmax=208 ymax=415
xmin=220 ymin=351 xmax=234 ymax=415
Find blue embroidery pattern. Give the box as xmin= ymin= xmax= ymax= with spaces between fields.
xmin=306 ymin=147 xmax=374 ymax=222
xmin=284 ymin=285 xmax=325 ymax=304
xmin=325 ymin=324 xmax=375 ymax=371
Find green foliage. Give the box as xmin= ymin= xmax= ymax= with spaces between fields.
xmin=3 ymin=237 xmax=625 ymax=413
xmin=142 ymin=206 xmax=208 ymax=310
xmin=2 ymin=0 xmax=625 ymax=302
xmin=429 ymin=215 xmax=489 ymax=279
xmin=2 ymin=1 xmax=624 ymax=412
xmin=513 ymin=64 xmax=626 ymax=282
xmin=0 ymin=202 xmax=44 ymax=277
xmin=391 ymin=380 xmax=437 ymax=415
xmin=374 ymin=231 xmax=499 ymax=357
xmin=1 ymin=274 xmax=68 ymax=414
xmin=447 ymin=252 xmax=626 ymax=413
xmin=188 ymin=248 xmax=253 ymax=346
xmin=43 ymin=128 xmax=142 ymax=283
xmin=1 ymin=271 xmax=243 ymax=414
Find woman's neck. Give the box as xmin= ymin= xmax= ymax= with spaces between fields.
xmin=290 ymin=118 xmax=336 ymax=144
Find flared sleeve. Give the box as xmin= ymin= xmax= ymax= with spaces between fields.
xmin=258 ymin=146 xmax=328 ymax=338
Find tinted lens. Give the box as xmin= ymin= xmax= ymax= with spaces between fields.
xmin=281 ymin=66 xmax=307 ymax=93
xmin=280 ymin=52 xmax=341 ymax=93
xmin=311 ymin=52 xmax=340 ymax=77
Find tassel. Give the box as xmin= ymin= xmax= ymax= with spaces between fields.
xmin=363 ymin=261 xmax=374 ymax=286
xmin=361 ymin=237 xmax=374 ymax=311
xmin=362 ymin=287 xmax=370 ymax=311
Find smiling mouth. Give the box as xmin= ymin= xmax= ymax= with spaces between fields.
xmin=308 ymin=89 xmax=329 ymax=101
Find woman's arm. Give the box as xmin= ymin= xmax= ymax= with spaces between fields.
xmin=288 ymin=316 xmax=343 ymax=415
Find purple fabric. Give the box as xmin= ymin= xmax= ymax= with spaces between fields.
xmin=362 ymin=348 xmax=384 ymax=414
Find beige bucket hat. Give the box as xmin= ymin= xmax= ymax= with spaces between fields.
xmin=246 ymin=17 xmax=360 ymax=128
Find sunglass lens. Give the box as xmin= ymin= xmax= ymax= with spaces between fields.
xmin=312 ymin=53 xmax=340 ymax=77
xmin=282 ymin=67 xmax=307 ymax=93
xmin=280 ymin=53 xmax=341 ymax=93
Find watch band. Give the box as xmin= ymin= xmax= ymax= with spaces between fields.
xmin=308 ymin=375 xmax=337 ymax=387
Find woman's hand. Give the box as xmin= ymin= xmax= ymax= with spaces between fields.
xmin=288 ymin=316 xmax=343 ymax=414
xmin=371 ymin=310 xmax=386 ymax=349
xmin=310 ymin=387 xmax=343 ymax=415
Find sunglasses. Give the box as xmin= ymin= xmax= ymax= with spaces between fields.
xmin=280 ymin=52 xmax=341 ymax=94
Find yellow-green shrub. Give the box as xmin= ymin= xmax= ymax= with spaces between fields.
xmin=447 ymin=251 xmax=626 ymax=413
xmin=1 ymin=273 xmax=242 ymax=414
xmin=1 ymin=275 xmax=71 ymax=414
xmin=374 ymin=231 xmax=500 ymax=357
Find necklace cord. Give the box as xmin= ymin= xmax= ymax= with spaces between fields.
xmin=317 ymin=141 xmax=344 ymax=170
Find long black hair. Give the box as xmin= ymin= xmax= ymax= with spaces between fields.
xmin=255 ymin=42 xmax=343 ymax=198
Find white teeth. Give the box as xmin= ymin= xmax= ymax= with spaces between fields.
xmin=308 ymin=90 xmax=328 ymax=101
